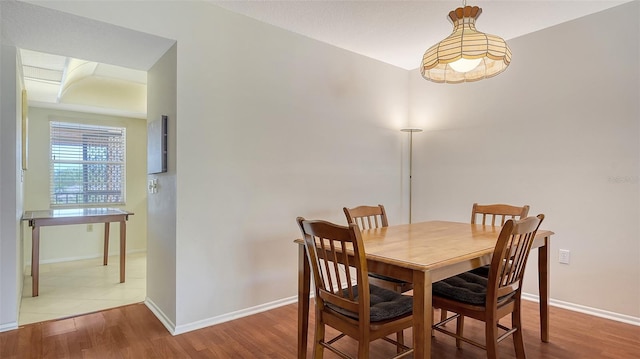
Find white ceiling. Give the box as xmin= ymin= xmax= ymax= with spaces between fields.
xmin=4 ymin=0 xmax=173 ymax=118
xmin=211 ymin=0 xmax=632 ymax=70
xmin=11 ymin=0 xmax=632 ymax=117
xmin=20 ymin=49 xmax=148 ymax=118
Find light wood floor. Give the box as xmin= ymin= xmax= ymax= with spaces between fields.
xmin=1 ymin=299 xmax=638 ymax=358
xmin=20 ymin=252 xmax=146 ymax=325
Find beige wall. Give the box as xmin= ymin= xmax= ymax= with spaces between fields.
xmin=22 ymin=107 xmax=148 ymax=263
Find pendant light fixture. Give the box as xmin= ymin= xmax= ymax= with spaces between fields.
xmin=421 ymin=1 xmax=511 ymax=84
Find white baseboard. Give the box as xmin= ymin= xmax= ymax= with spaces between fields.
xmin=0 ymin=321 xmax=18 ymax=333
xmin=172 ymin=296 xmax=298 ymax=336
xmin=24 ymin=249 xmax=146 ymax=268
xmin=144 ymin=297 xmax=176 ymax=334
xmin=157 ymin=292 xmax=639 ymax=337
xmin=522 ymin=293 xmax=640 ymax=326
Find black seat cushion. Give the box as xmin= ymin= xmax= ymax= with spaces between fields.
xmin=368 ymin=272 xmax=407 ymax=284
xmin=468 ymin=264 xmax=490 ymax=277
xmin=327 ymin=284 xmax=413 ymax=322
xmin=432 ymin=271 xmax=489 ymax=305
xmin=433 ymin=271 xmax=516 ymax=306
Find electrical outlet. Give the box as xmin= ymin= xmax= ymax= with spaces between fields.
xmin=87 ymin=224 xmax=93 ymax=232
xmin=559 ymin=249 xmax=570 ymax=264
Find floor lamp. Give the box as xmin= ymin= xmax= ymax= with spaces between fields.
xmin=401 ymin=128 xmax=423 ymax=223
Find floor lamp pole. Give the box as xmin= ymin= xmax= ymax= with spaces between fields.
xmin=401 ymin=128 xmax=423 ymax=224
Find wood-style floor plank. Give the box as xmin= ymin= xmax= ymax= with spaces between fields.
xmin=1 ymin=300 xmax=638 ymax=358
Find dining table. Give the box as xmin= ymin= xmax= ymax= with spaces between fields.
xmin=296 ymin=220 xmax=554 ymax=359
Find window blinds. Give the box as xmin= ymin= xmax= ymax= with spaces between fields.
xmin=50 ymin=121 xmax=126 ymax=206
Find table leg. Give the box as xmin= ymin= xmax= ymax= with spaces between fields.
xmin=538 ymin=236 xmax=550 ymax=342
xmin=104 ymin=222 xmax=110 ymax=266
xmin=120 ymin=220 xmax=126 ymax=283
xmin=297 ymin=244 xmax=310 ymax=359
xmin=412 ymin=270 xmax=432 ymax=359
xmin=31 ymin=225 xmax=40 ymax=297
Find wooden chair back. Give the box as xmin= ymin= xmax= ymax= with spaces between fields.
xmin=471 ymin=203 xmax=530 ymax=226
xmin=343 ymin=204 xmax=413 ymax=294
xmin=488 ymin=214 xmax=545 ymax=304
xmin=343 ymin=204 xmax=388 ymax=230
xmin=432 ymin=214 xmax=545 ymax=358
xmin=296 ymin=217 xmax=369 ymax=320
xmin=296 ymin=217 xmax=414 ymax=358
xmin=438 ymin=203 xmax=530 ymax=322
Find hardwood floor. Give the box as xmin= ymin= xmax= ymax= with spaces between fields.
xmin=1 ymin=299 xmax=638 ymax=358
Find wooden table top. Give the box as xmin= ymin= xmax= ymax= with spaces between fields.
xmin=23 ymin=208 xmax=133 ymax=221
xmin=358 ymin=220 xmax=554 ymax=271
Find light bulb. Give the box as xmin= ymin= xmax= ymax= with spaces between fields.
xmin=449 ymin=58 xmax=482 ymax=73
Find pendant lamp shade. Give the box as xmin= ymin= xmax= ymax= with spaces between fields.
xmin=421 ymin=6 xmax=511 ymax=84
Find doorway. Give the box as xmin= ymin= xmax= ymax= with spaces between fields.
xmin=1 ymin=0 xmax=176 ymax=328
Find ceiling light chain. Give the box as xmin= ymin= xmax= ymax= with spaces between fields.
xmin=420 ymin=2 xmax=511 ymax=84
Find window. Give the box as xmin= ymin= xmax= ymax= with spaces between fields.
xmin=50 ymin=121 xmax=126 ymax=206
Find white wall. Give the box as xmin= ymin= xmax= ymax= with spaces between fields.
xmin=7 ymin=0 xmax=638 ymax=333
xmin=1 ymin=0 xmax=172 ymax=333
xmin=24 ymin=1 xmax=410 ymax=331
xmin=408 ymin=1 xmax=639 ymax=318
xmin=146 ymin=43 xmax=177 ymax=327
xmin=0 ymin=44 xmax=25 ymax=331
xmin=21 ymin=107 xmax=148 ymax=263
xmin=172 ymin=4 xmax=409 ymax=330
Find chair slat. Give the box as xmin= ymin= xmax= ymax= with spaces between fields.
xmin=343 ymin=205 xmax=389 ymax=230
xmin=343 ymin=204 xmax=411 ymax=295
xmin=297 ymin=217 xmax=414 ymax=358
xmin=471 ymin=203 xmax=530 ymax=226
xmin=433 ymin=214 xmax=545 ymax=358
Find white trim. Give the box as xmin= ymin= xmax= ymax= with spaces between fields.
xmin=30 ymin=101 xmax=146 ymax=120
xmin=145 ymin=297 xmax=176 ymax=334
xmin=522 ymin=293 xmax=640 ymax=327
xmin=0 ymin=321 xmax=18 ymax=333
xmin=24 ymin=249 xmax=146 ymax=268
xmin=172 ymin=296 xmax=298 ymax=336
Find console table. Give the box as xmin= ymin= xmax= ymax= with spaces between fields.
xmin=22 ymin=208 xmax=133 ymax=297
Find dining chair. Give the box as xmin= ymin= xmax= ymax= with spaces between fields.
xmin=432 ymin=214 xmax=545 ymax=359
xmin=471 ymin=203 xmax=530 ymax=226
xmin=343 ymin=205 xmax=413 ymax=293
xmin=439 ymin=203 xmax=530 ymax=322
xmin=467 ymin=203 xmax=530 ymax=278
xmin=343 ymin=205 xmax=414 ymax=349
xmin=297 ymin=217 xmax=414 ymax=359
